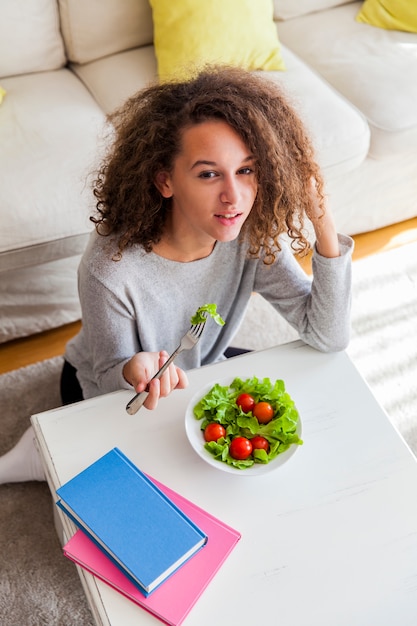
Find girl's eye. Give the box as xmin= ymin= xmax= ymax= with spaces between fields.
xmin=238 ymin=167 xmax=254 ymax=175
xmin=198 ymin=171 xmax=217 ymax=179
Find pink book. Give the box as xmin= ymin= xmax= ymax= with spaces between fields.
xmin=63 ymin=476 xmax=241 ymax=626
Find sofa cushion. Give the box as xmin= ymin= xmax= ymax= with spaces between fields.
xmin=0 ymin=70 xmax=105 ymax=270
xmin=356 ymin=0 xmax=417 ymax=33
xmin=272 ymin=47 xmax=369 ymax=178
xmin=277 ymin=2 xmax=417 ymax=158
xmin=0 ymin=0 xmax=66 ymax=78
xmin=71 ymin=46 xmax=158 ymax=115
xmin=273 ymin=0 xmax=355 ymax=21
xmin=149 ymin=0 xmax=285 ymax=81
xmin=58 ymin=0 xmax=154 ymax=64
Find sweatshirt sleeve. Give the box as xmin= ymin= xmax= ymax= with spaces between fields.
xmin=65 ymin=267 xmax=138 ymax=398
xmin=254 ymin=234 xmax=354 ymax=352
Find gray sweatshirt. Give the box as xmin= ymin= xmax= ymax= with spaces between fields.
xmin=65 ymin=231 xmax=353 ymax=398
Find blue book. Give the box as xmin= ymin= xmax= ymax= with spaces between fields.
xmin=56 ymin=448 xmax=207 ymax=596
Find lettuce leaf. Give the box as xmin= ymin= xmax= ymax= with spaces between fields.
xmin=193 ymin=376 xmax=303 ymax=469
xmin=190 ymin=304 xmax=225 ymax=326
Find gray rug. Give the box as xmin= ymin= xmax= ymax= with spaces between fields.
xmin=0 ymin=241 xmax=416 ymax=624
xmin=0 ymin=357 xmax=94 ymax=626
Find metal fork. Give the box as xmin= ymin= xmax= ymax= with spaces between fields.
xmin=125 ymin=320 xmax=206 ymax=415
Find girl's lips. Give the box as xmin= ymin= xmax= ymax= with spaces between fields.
xmin=214 ymin=212 xmax=243 ymax=226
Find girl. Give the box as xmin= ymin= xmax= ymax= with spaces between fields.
xmin=1 ymin=66 xmax=353 ymax=482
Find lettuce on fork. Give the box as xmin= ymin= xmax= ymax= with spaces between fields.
xmin=190 ymin=304 xmax=225 ymax=326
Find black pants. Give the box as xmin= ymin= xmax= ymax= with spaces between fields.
xmin=223 ymin=346 xmax=252 ymax=358
xmin=60 ymin=347 xmax=251 ymax=406
xmin=60 ymin=360 xmax=84 ymax=405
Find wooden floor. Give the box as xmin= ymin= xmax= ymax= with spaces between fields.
xmin=1 ymin=216 xmax=417 ymax=375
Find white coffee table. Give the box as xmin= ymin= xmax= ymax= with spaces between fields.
xmin=32 ymin=341 xmax=417 ymax=626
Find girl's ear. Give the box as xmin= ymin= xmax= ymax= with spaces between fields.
xmin=154 ymin=171 xmax=173 ymax=198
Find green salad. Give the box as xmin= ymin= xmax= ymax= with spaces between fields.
xmin=193 ymin=376 xmax=303 ymax=470
xmin=190 ymin=304 xmax=225 ymax=326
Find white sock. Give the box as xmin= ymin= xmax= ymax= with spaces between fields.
xmin=0 ymin=426 xmax=45 ymax=484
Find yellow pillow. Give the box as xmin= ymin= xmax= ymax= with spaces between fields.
xmin=0 ymin=86 xmax=6 ymax=105
xmin=149 ymin=0 xmax=285 ymax=82
xmin=356 ymin=0 xmax=417 ymax=32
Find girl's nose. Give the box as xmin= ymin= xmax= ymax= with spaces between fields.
xmin=220 ymin=176 xmax=239 ymax=205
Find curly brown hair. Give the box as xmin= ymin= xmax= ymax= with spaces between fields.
xmin=91 ymin=65 xmax=325 ymax=263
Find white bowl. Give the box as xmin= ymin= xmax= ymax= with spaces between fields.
xmin=185 ymin=378 xmax=302 ymax=476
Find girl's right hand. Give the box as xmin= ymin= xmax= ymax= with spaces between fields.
xmin=122 ymin=351 xmax=189 ymax=410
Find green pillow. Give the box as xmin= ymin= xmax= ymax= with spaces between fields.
xmin=356 ymin=0 xmax=417 ymax=32
xmin=149 ymin=0 xmax=285 ymax=82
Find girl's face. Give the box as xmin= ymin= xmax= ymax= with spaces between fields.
xmin=155 ymin=119 xmax=258 ymax=257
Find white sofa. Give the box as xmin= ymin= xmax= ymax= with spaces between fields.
xmin=1 ymin=0 xmax=416 ymax=343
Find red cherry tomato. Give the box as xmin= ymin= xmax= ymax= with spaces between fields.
xmin=229 ymin=437 xmax=253 ymax=460
xmin=204 ymin=423 xmax=226 ymax=442
xmin=236 ymin=393 xmax=255 ymax=413
xmin=251 ymin=435 xmax=270 ymax=452
xmin=253 ymin=401 xmax=274 ymax=424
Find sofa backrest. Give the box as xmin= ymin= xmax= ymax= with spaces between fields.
xmin=0 ymin=0 xmax=155 ymax=77
xmin=273 ymin=0 xmax=356 ymax=20
xmin=0 ymin=0 xmax=66 ymax=78
xmin=58 ymin=0 xmax=154 ymax=64
xmin=0 ymin=0 xmax=361 ymax=78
